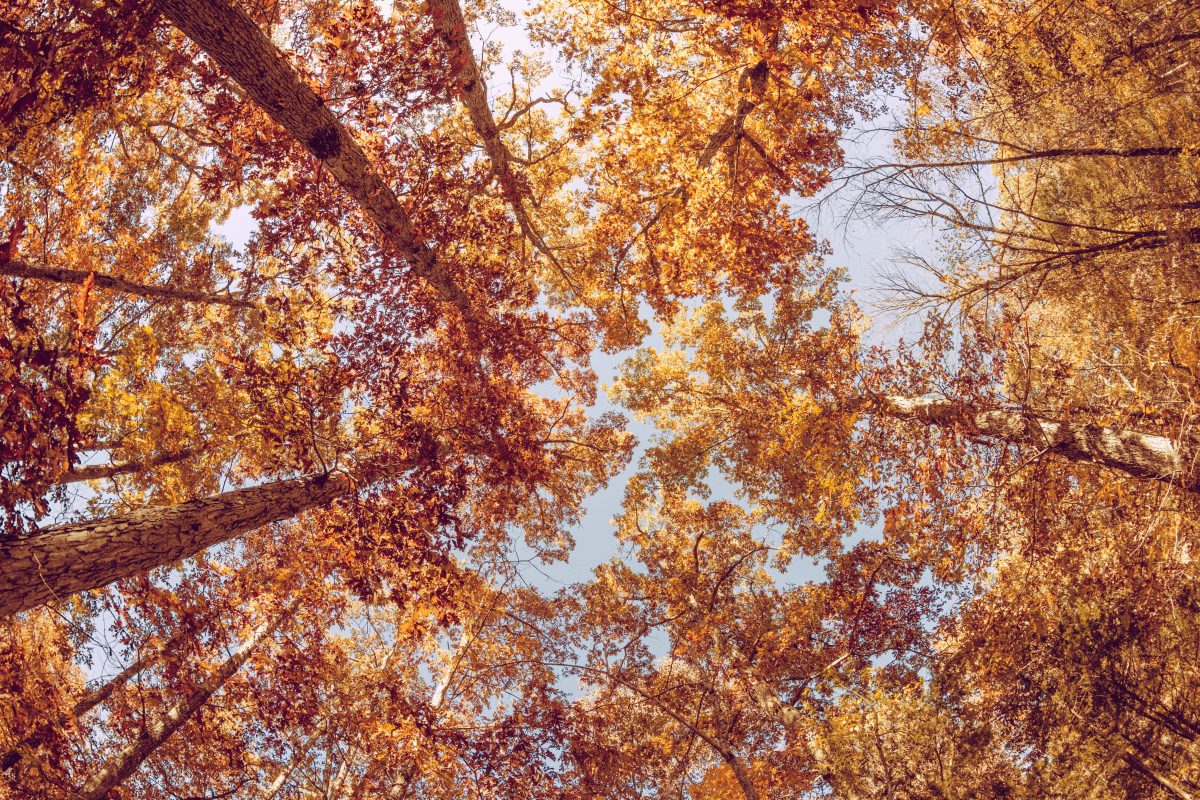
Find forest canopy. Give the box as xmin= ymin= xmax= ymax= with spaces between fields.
xmin=2 ymin=0 xmax=1199 ymax=797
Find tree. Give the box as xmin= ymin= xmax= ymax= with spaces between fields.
xmin=4 ymin=0 xmax=1199 ymax=796
xmin=858 ymin=0 xmax=1200 ymax=452
xmin=75 ymin=601 xmax=295 ymax=800
xmin=0 ymin=628 xmax=182 ymax=772
xmin=0 ymin=471 xmax=353 ymax=616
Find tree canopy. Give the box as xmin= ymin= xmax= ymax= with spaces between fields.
xmin=2 ymin=0 xmax=1199 ymax=797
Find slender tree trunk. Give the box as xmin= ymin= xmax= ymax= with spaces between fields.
xmin=742 ymin=668 xmax=858 ymax=798
xmin=870 ymin=395 xmax=1195 ymax=489
xmin=384 ymin=625 xmax=473 ymax=800
xmin=154 ymin=0 xmax=471 ymax=316
xmin=0 ymin=258 xmax=255 ymax=308
xmin=264 ymin=720 xmax=327 ymax=799
xmin=0 ymin=633 xmax=181 ymax=772
xmin=697 ymin=609 xmax=849 ymax=800
xmin=425 ymin=0 xmax=561 ymax=272
xmin=1122 ymin=749 xmax=1196 ymax=800
xmin=57 ymin=448 xmax=198 ymax=485
xmin=71 ymin=643 xmax=174 ymax=719
xmin=870 ymin=144 xmax=1189 ymax=173
xmin=0 ymin=472 xmax=352 ymax=617
xmin=77 ymin=606 xmax=293 ymax=800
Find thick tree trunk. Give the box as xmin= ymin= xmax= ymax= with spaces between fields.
xmin=57 ymin=448 xmax=197 ymax=485
xmin=0 ymin=472 xmax=351 ymax=617
xmin=872 ymin=395 xmax=1195 ymax=489
xmin=1 ymin=633 xmax=182 ymax=772
xmin=77 ymin=607 xmax=292 ymax=800
xmin=155 ymin=0 xmax=471 ymax=316
xmin=0 ymin=258 xmax=255 ymax=308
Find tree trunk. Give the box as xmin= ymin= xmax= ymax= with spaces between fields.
xmin=0 ymin=633 xmax=183 ymax=772
xmin=425 ymin=0 xmax=561 ymax=272
xmin=57 ymin=448 xmax=197 ymax=485
xmin=742 ymin=669 xmax=861 ymax=798
xmin=264 ymin=720 xmax=327 ymax=799
xmin=77 ymin=606 xmax=293 ymax=800
xmin=0 ymin=472 xmax=352 ymax=617
xmin=871 ymin=395 xmax=1195 ymax=490
xmin=384 ymin=625 xmax=473 ymax=799
xmin=154 ymin=0 xmax=471 ymax=317
xmin=0 ymin=258 xmax=255 ymax=308
xmin=1122 ymin=749 xmax=1196 ymax=800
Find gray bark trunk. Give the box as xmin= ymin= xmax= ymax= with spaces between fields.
xmin=0 ymin=472 xmax=351 ymax=617
xmin=155 ymin=0 xmax=471 ymax=316
xmin=57 ymin=448 xmax=198 ymax=485
xmin=0 ymin=633 xmax=182 ymax=772
xmin=77 ymin=607 xmax=292 ymax=800
xmin=874 ymin=395 xmax=1194 ymax=489
xmin=0 ymin=258 xmax=254 ymax=308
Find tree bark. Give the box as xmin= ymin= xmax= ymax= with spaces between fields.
xmin=57 ymin=448 xmax=198 ymax=485
xmin=872 ymin=395 xmax=1195 ymax=489
xmin=77 ymin=607 xmax=293 ymax=800
xmin=155 ymin=0 xmax=471 ymax=317
xmin=0 ymin=472 xmax=352 ymax=617
xmin=0 ymin=259 xmax=255 ymax=308
xmin=0 ymin=633 xmax=182 ymax=772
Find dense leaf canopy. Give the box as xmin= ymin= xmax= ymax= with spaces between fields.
xmin=2 ymin=0 xmax=1199 ymax=797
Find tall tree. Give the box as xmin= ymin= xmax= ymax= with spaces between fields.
xmin=0 ymin=471 xmax=354 ymax=616
xmin=76 ymin=602 xmax=295 ymax=800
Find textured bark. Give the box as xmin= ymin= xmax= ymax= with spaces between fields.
xmin=0 ymin=472 xmax=351 ymax=617
xmin=77 ymin=608 xmax=292 ymax=800
xmin=155 ymin=0 xmax=471 ymax=316
xmin=57 ymin=448 xmax=197 ymax=485
xmin=0 ymin=633 xmax=182 ymax=772
xmin=0 ymin=259 xmax=255 ymax=308
xmin=871 ymin=395 xmax=1195 ymax=489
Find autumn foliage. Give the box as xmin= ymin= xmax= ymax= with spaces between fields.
xmin=1 ymin=0 xmax=1198 ymax=796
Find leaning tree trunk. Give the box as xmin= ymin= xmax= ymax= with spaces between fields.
xmin=0 ymin=472 xmax=352 ymax=616
xmin=57 ymin=448 xmax=197 ymax=485
xmin=77 ymin=606 xmax=293 ymax=800
xmin=425 ymin=0 xmax=560 ymax=270
xmin=0 ymin=258 xmax=255 ymax=308
xmin=385 ymin=625 xmax=473 ymax=799
xmin=263 ymin=720 xmax=328 ymax=799
xmin=871 ymin=395 xmax=1196 ymax=490
xmin=1 ymin=632 xmax=183 ymax=772
xmin=154 ymin=0 xmax=470 ymax=317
